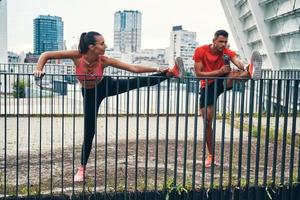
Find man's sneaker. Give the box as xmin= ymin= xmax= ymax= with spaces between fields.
xmin=248 ymin=51 xmax=262 ymax=80
xmin=74 ymin=166 xmax=86 ymax=182
xmin=167 ymin=57 xmax=185 ymax=78
xmin=205 ymin=154 xmax=213 ymax=168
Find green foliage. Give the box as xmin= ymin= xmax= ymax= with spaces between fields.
xmin=13 ymin=79 xmax=27 ymax=98
xmin=165 ymin=179 xmax=191 ymax=200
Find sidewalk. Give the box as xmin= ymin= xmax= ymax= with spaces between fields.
xmin=1 ymin=116 xmax=249 ymax=157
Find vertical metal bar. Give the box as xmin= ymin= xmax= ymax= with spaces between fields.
xmin=190 ymin=80 xmax=195 ymax=115
xmin=210 ymin=78 xmax=218 ymax=188
xmin=263 ymin=79 xmax=272 ymax=186
xmin=82 ymin=77 xmax=87 ymax=193
xmin=38 ymin=76 xmax=43 ymax=196
xmin=4 ymin=74 xmax=7 ymax=198
xmin=50 ymin=75 xmax=54 ymax=195
xmin=181 ymin=81 xmax=184 ymax=114
xmin=246 ymin=80 xmax=255 ymax=188
xmin=135 ymin=77 xmax=140 ymax=192
xmin=162 ymin=79 xmax=165 ymax=114
xmin=237 ymin=81 xmax=245 ymax=188
xmin=61 ymin=75 xmax=65 ymax=193
xmin=114 ymin=76 xmax=119 ymax=191
xmin=82 ymin=78 xmax=87 ymax=199
xmin=173 ymin=78 xmax=181 ymax=186
xmin=163 ymin=78 xmax=170 ymax=193
xmin=104 ymin=77 xmax=108 ymax=193
xmin=280 ymin=80 xmax=290 ymax=185
xmin=219 ymin=79 xmax=227 ymax=192
xmin=16 ymin=75 xmax=20 ymax=197
xmin=125 ymin=77 xmax=130 ymax=195
xmin=144 ymin=77 xmax=150 ymax=193
xmin=170 ymin=80 xmax=174 ymax=114
xmin=94 ymin=78 xmax=98 ymax=194
xmin=254 ymin=80 xmax=263 ymax=187
xmin=154 ymin=78 xmax=161 ymax=190
xmin=27 ymin=75 xmax=31 ymax=196
xmin=245 ymin=80 xmax=249 ymax=113
xmin=289 ymin=80 xmax=299 ymax=185
xmin=272 ymin=80 xmax=282 ymax=184
xmin=228 ymin=80 xmax=236 ymax=187
xmin=183 ymin=78 xmax=189 ymax=187
xmin=10 ymin=70 xmax=13 ymax=114
xmin=201 ymin=79 xmax=208 ymax=188
xmin=191 ymin=79 xmax=199 ymax=191
xmin=72 ymin=76 xmax=76 ymax=196
xmin=255 ymin=76 xmax=259 ymax=113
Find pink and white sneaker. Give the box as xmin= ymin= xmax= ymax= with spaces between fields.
xmin=74 ymin=165 xmax=86 ymax=182
xmin=167 ymin=57 xmax=185 ymax=78
xmin=248 ymin=51 xmax=262 ymax=80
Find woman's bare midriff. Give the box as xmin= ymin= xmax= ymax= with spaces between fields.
xmin=79 ymin=78 xmax=103 ymax=89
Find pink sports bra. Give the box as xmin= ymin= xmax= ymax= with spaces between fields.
xmin=75 ymin=56 xmax=105 ymax=83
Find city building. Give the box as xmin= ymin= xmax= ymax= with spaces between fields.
xmin=33 ymin=15 xmax=64 ymax=55
xmin=114 ymin=10 xmax=142 ymax=53
xmin=133 ymin=49 xmax=168 ymax=67
xmin=24 ymin=52 xmax=40 ymax=63
xmin=168 ymin=26 xmax=198 ymax=73
xmin=221 ymin=0 xmax=300 ymax=70
xmin=0 ymin=0 xmax=7 ymax=63
xmin=8 ymin=51 xmax=20 ymax=63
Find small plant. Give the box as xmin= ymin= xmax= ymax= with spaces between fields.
xmin=13 ymin=79 xmax=27 ymax=98
xmin=165 ymin=179 xmax=191 ymax=200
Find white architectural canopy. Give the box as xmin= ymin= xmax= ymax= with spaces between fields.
xmin=221 ymin=0 xmax=300 ymax=70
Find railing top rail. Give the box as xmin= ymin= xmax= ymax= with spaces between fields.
xmin=1 ymin=72 xmax=300 ymax=81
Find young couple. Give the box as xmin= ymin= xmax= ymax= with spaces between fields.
xmin=34 ymin=29 xmax=262 ymax=181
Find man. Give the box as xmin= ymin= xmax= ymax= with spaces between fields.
xmin=193 ymin=30 xmax=261 ymax=167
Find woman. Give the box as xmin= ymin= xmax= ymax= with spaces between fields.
xmin=33 ymin=31 xmax=185 ymax=182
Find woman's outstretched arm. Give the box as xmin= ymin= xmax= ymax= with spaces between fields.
xmin=34 ymin=50 xmax=81 ymax=77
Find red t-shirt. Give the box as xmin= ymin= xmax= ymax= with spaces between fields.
xmin=193 ymin=44 xmax=236 ymax=88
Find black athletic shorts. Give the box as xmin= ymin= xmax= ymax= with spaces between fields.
xmin=200 ymin=79 xmax=231 ymax=109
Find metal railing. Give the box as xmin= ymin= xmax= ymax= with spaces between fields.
xmin=0 ymin=64 xmax=300 ymax=115
xmin=0 ymin=69 xmax=299 ymax=199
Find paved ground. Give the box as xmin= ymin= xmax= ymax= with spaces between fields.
xmin=0 ymin=115 xmax=299 ymax=197
xmin=1 ymin=116 xmax=250 ymax=157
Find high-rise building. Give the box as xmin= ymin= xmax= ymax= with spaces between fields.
xmin=221 ymin=0 xmax=300 ymax=69
xmin=33 ymin=15 xmax=64 ymax=54
xmin=169 ymin=26 xmax=198 ymax=71
xmin=114 ymin=10 xmax=142 ymax=53
xmin=0 ymin=0 xmax=8 ymax=63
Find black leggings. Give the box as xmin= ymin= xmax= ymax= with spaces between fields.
xmin=81 ymin=73 xmax=167 ymax=165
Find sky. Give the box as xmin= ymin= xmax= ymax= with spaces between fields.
xmin=7 ymin=0 xmax=236 ymax=54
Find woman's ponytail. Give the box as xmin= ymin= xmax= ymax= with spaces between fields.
xmin=78 ymin=31 xmax=101 ymax=54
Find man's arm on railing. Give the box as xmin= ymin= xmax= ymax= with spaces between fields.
xmin=194 ymin=60 xmax=231 ymax=78
xmin=231 ymin=55 xmax=249 ymax=71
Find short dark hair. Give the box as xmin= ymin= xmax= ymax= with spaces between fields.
xmin=78 ymin=31 xmax=102 ymax=54
xmin=214 ymin=30 xmax=228 ymax=39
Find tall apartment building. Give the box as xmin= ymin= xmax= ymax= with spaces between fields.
xmin=169 ymin=26 xmax=198 ymax=71
xmin=33 ymin=15 xmax=64 ymax=54
xmin=0 ymin=0 xmax=8 ymax=63
xmin=114 ymin=10 xmax=142 ymax=53
xmin=221 ymin=0 xmax=300 ymax=69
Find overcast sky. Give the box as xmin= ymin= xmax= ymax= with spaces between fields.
xmin=7 ymin=0 xmax=235 ymax=54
